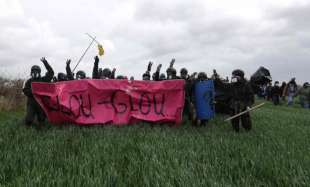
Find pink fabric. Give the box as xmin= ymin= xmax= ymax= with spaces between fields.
xmin=32 ymin=79 xmax=185 ymax=126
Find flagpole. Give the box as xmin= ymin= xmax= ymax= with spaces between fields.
xmin=72 ymin=36 xmax=96 ymax=72
xmin=86 ymin=33 xmax=101 ymax=45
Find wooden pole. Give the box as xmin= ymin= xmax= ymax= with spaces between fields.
xmin=224 ymin=102 xmax=265 ymax=122
xmin=72 ymin=36 xmax=96 ymax=72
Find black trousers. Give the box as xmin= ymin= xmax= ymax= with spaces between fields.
xmin=230 ymin=104 xmax=252 ymax=132
xmin=183 ymin=97 xmax=193 ymax=120
xmin=272 ymin=95 xmax=280 ymax=105
xmin=25 ymin=98 xmax=46 ymax=125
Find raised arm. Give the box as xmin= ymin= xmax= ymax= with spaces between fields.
xmin=66 ymin=59 xmax=74 ymax=80
xmin=92 ymin=56 xmax=99 ymax=79
xmin=153 ymin=64 xmax=162 ymax=81
xmin=147 ymin=61 xmax=153 ymax=72
xmin=40 ymin=57 xmax=54 ymax=82
xmin=111 ymin=68 xmax=116 ymax=79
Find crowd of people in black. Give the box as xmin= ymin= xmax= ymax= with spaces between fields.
xmin=22 ymin=56 xmax=309 ymax=132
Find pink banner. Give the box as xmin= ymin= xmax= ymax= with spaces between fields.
xmin=32 ymin=79 xmax=185 ymax=126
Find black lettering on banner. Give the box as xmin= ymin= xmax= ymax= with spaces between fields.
xmin=139 ymin=92 xmax=151 ymax=115
xmin=153 ymin=94 xmax=165 ymax=116
xmin=69 ymin=95 xmax=80 ymax=118
xmin=129 ymin=95 xmax=138 ymax=112
xmin=80 ymin=94 xmax=94 ymax=118
xmin=61 ymin=104 xmax=72 ymax=116
xmin=41 ymin=95 xmax=60 ymax=111
xmin=111 ymin=91 xmax=128 ymax=114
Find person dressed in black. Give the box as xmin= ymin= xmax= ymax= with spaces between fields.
xmin=142 ymin=61 xmax=152 ymax=80
xmin=66 ymin=59 xmax=86 ymax=80
xmin=166 ymin=59 xmax=180 ymax=80
xmin=271 ymin=81 xmax=281 ymax=105
xmin=23 ymin=57 xmax=54 ymax=127
xmin=92 ymin=56 xmax=115 ymax=79
xmin=280 ymin=81 xmax=287 ymax=101
xmin=214 ymin=69 xmax=254 ymax=132
xmin=56 ymin=72 xmax=67 ymax=82
xmin=180 ymin=68 xmax=194 ymax=121
xmin=266 ymin=82 xmax=273 ymax=101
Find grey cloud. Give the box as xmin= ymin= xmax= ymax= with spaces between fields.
xmin=0 ymin=0 xmax=310 ymax=83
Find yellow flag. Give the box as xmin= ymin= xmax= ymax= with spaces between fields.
xmin=98 ymin=44 xmax=104 ymax=56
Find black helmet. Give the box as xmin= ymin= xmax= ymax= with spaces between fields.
xmin=197 ymin=72 xmax=207 ymax=81
xmin=180 ymin=68 xmax=188 ymax=75
xmin=166 ymin=67 xmax=177 ymax=77
xmin=232 ymin=69 xmax=244 ymax=78
xmin=31 ymin=65 xmax=41 ymax=73
xmin=76 ymin=70 xmax=86 ymax=79
xmin=57 ymin=72 xmax=67 ymax=81
xmin=31 ymin=65 xmax=41 ymax=78
xmin=116 ymin=75 xmax=124 ymax=79
xmin=102 ymin=68 xmax=112 ymax=78
xmin=159 ymin=73 xmax=166 ymax=80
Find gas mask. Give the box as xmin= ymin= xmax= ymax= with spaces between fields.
xmin=76 ymin=71 xmax=86 ymax=80
xmin=159 ymin=73 xmax=166 ymax=80
xmin=231 ymin=76 xmax=240 ymax=83
xmin=143 ymin=75 xmax=150 ymax=81
xmin=181 ymin=73 xmax=188 ymax=79
xmin=31 ymin=71 xmax=40 ymax=79
xmin=30 ymin=65 xmax=41 ymax=79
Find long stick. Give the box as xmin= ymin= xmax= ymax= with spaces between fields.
xmin=86 ymin=33 xmax=101 ymax=45
xmin=72 ymin=36 xmax=96 ymax=72
xmin=224 ymin=103 xmax=265 ymax=122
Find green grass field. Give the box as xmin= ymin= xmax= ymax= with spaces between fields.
xmin=0 ymin=101 xmax=309 ymax=186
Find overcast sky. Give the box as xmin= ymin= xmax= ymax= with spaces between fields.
xmin=0 ymin=0 xmax=309 ymax=82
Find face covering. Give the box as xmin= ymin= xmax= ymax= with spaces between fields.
xmin=143 ymin=76 xmax=150 ymax=80
xmin=31 ymin=72 xmax=40 ymax=79
xmin=231 ymin=77 xmax=238 ymax=83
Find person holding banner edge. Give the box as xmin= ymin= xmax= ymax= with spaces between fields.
xmin=23 ymin=57 xmax=54 ymax=127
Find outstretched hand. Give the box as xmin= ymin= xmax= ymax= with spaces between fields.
xmin=169 ymin=58 xmax=175 ymax=68
xmin=40 ymin=57 xmax=47 ymax=63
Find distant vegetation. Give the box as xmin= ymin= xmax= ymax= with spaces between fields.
xmin=0 ymin=77 xmax=25 ymax=111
